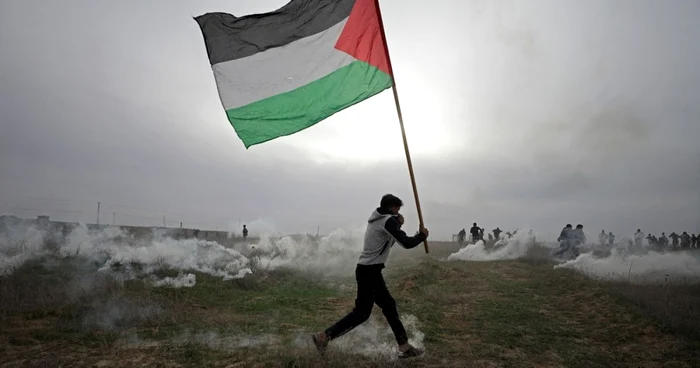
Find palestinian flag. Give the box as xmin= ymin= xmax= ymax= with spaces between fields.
xmin=195 ymin=0 xmax=393 ymax=148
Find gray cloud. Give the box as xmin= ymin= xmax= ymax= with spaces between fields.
xmin=1 ymin=0 xmax=700 ymax=241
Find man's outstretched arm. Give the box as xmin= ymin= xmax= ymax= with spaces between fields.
xmin=385 ymin=216 xmax=427 ymax=249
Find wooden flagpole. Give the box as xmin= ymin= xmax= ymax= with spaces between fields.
xmin=375 ymin=0 xmax=429 ymax=253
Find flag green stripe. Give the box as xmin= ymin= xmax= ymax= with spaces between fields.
xmin=226 ymin=60 xmax=392 ymax=148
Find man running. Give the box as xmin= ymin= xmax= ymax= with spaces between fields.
xmin=670 ymin=232 xmax=680 ymax=248
xmin=311 ymin=194 xmax=428 ymax=359
xmin=457 ymin=228 xmax=466 ymax=245
xmin=554 ymin=224 xmax=574 ymax=259
xmin=659 ymin=232 xmax=668 ymax=248
xmin=599 ymin=230 xmax=608 ymax=246
xmin=571 ymin=224 xmax=586 ymax=257
xmin=634 ymin=229 xmax=644 ymax=249
xmin=470 ymin=223 xmax=481 ymax=243
xmin=680 ymin=232 xmax=690 ymax=248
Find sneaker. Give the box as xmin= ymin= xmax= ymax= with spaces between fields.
xmin=311 ymin=333 xmax=329 ymax=356
xmin=398 ymin=345 xmax=425 ymax=359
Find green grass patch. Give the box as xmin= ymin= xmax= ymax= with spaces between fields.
xmin=3 ymin=251 xmax=700 ymax=367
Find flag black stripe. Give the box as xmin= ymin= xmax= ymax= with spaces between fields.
xmin=195 ymin=0 xmax=356 ymax=65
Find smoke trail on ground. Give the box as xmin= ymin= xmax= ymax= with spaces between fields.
xmin=176 ymin=330 xmax=280 ymax=350
xmin=116 ymin=331 xmax=280 ymax=350
xmin=447 ymin=230 xmax=538 ymax=261
xmin=81 ymin=296 xmax=166 ymax=331
xmin=292 ymin=314 xmax=424 ymax=360
xmin=152 ymin=273 xmax=196 ymax=288
xmin=336 ymin=314 xmax=424 ymax=359
xmin=554 ymin=249 xmax=700 ymax=283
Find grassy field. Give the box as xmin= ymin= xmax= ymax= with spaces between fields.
xmin=1 ymin=241 xmax=699 ymax=367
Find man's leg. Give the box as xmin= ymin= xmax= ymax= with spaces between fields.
xmin=553 ymin=242 xmax=568 ymax=257
xmin=312 ymin=265 xmax=374 ymax=353
xmin=373 ymin=273 xmax=408 ymax=345
xmin=374 ymin=272 xmax=424 ymax=358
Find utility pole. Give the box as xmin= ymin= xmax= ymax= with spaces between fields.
xmin=96 ymin=202 xmax=101 ymax=225
xmin=112 ymin=212 xmax=116 ymax=226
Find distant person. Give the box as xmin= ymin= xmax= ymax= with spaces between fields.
xmin=493 ymin=227 xmax=502 ymax=240
xmin=527 ymin=229 xmax=536 ymax=243
xmin=646 ymin=233 xmax=654 ymax=248
xmin=571 ymin=224 xmax=586 ymax=255
xmin=599 ymin=230 xmax=608 ymax=246
xmin=659 ymin=232 xmax=668 ymax=248
xmin=242 ymin=225 xmax=248 ymax=240
xmin=680 ymin=232 xmax=690 ymax=248
xmin=488 ymin=233 xmax=494 ymax=243
xmin=457 ymin=228 xmax=466 ymax=245
xmin=557 ymin=224 xmax=573 ymax=245
xmin=669 ymin=232 xmax=680 ymax=248
xmin=311 ymin=194 xmax=428 ymax=359
xmin=554 ymin=224 xmax=574 ymax=259
xmin=634 ymin=229 xmax=644 ymax=248
xmin=505 ymin=231 xmax=512 ymax=239
xmin=470 ymin=223 xmax=481 ymax=243
xmin=692 ymin=234 xmax=698 ymax=248
xmin=479 ymin=227 xmax=485 ymax=240
xmin=608 ymin=232 xmax=615 ymax=246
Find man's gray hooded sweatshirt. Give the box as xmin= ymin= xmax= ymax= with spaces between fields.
xmin=357 ymin=208 xmax=427 ymax=266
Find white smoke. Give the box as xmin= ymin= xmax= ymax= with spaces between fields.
xmin=117 ymin=330 xmax=279 ymax=350
xmin=65 ymin=224 xmax=253 ymax=281
xmin=250 ymin=228 xmax=365 ymax=275
xmin=176 ymin=330 xmax=280 ymax=350
xmin=152 ymin=273 xmax=196 ymax=288
xmin=1 ymin=221 xmax=371 ymax=281
xmin=0 ymin=225 xmax=49 ymax=275
xmin=447 ymin=230 xmax=538 ymax=261
xmin=554 ymin=249 xmax=700 ymax=283
xmin=1 ymin=223 xmax=253 ymax=281
xmin=336 ymin=314 xmax=424 ymax=359
xmin=293 ymin=313 xmax=424 ymax=360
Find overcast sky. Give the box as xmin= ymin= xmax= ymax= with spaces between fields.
xmin=1 ymin=0 xmax=699 ymax=240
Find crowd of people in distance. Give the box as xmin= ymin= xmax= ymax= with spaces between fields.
xmin=455 ymin=222 xmax=700 ymax=261
xmin=456 ymin=223 xmax=530 ymax=246
xmin=555 ymin=225 xmax=700 ymax=260
xmin=627 ymin=229 xmax=699 ymax=250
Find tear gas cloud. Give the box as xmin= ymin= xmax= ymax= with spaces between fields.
xmin=447 ymin=229 xmax=539 ymax=262
xmin=554 ymin=249 xmax=700 ymax=283
xmin=252 ymin=228 xmax=365 ymax=275
xmin=0 ymin=221 xmax=366 ymax=281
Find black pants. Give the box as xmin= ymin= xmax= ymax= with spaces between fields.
xmin=325 ymin=264 xmax=408 ymax=345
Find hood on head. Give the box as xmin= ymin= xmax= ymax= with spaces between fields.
xmin=368 ymin=207 xmax=393 ymax=223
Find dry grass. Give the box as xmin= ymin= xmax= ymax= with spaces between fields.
xmin=1 ymin=242 xmax=700 ymax=367
xmin=601 ymin=279 xmax=700 ymax=341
